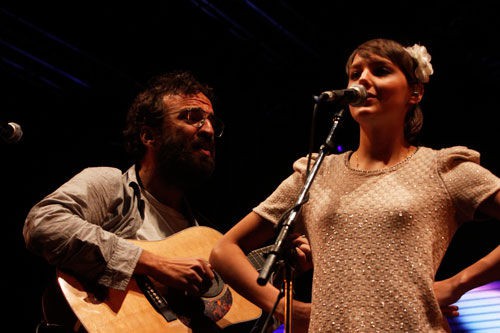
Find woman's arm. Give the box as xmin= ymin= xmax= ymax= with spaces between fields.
xmin=209 ymin=211 xmax=311 ymax=332
xmin=435 ymin=191 xmax=500 ymax=310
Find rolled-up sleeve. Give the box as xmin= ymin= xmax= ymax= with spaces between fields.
xmin=23 ymin=167 xmax=143 ymax=290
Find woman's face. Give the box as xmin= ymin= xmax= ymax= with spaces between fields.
xmin=347 ymin=53 xmax=413 ymax=127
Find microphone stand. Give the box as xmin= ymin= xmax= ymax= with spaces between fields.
xmin=257 ymin=106 xmax=346 ymax=333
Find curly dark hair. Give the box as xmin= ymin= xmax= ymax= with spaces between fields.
xmin=123 ymin=70 xmax=214 ymax=160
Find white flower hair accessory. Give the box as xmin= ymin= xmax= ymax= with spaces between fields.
xmin=404 ymin=44 xmax=434 ymax=83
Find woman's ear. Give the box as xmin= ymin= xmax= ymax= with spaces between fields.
xmin=410 ymin=84 xmax=423 ymax=104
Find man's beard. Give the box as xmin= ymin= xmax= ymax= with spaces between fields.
xmin=156 ymin=134 xmax=215 ymax=190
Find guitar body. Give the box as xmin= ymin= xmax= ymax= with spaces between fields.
xmin=57 ymin=226 xmax=262 ymax=333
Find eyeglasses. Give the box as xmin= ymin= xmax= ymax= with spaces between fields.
xmin=173 ymin=107 xmax=224 ymax=138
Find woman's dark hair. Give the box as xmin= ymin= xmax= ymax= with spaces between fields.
xmin=123 ymin=70 xmax=214 ymax=160
xmin=345 ymin=38 xmax=424 ymax=145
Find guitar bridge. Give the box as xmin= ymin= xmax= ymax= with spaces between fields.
xmin=135 ymin=275 xmax=178 ymax=322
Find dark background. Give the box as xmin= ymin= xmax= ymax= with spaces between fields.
xmin=1 ymin=2 xmax=499 ymax=331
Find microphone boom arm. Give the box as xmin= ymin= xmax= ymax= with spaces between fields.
xmin=257 ymin=108 xmax=346 ymax=285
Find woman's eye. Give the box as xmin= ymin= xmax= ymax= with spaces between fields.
xmin=373 ymin=66 xmax=391 ymax=76
xmin=349 ymin=71 xmax=361 ymax=80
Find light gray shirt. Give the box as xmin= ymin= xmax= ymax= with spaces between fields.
xmin=23 ymin=165 xmax=196 ymax=291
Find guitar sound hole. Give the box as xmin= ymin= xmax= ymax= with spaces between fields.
xmin=200 ymin=270 xmax=224 ymax=298
xmin=165 ymin=271 xmax=233 ymax=328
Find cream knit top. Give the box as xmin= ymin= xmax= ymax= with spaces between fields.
xmin=254 ymin=146 xmax=500 ymax=332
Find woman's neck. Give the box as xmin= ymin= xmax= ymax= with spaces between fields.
xmin=353 ymin=130 xmax=415 ymax=171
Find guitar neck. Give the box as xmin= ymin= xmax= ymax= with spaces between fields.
xmin=247 ymin=245 xmax=272 ymax=271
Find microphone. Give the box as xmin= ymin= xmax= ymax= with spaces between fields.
xmin=314 ymin=84 xmax=367 ymax=106
xmin=0 ymin=121 xmax=23 ymax=143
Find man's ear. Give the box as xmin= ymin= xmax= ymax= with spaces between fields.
xmin=140 ymin=126 xmax=157 ymax=147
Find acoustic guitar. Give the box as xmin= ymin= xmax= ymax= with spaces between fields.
xmin=56 ymin=226 xmax=262 ymax=333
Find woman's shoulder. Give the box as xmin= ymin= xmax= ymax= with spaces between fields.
xmin=292 ymin=151 xmax=348 ymax=173
xmin=419 ymin=145 xmax=480 ymax=164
